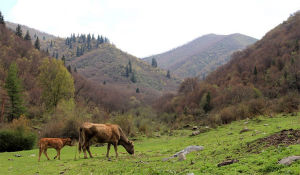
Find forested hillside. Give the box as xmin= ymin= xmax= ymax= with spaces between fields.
xmin=155 ymin=11 xmax=300 ymax=126
xmin=145 ymin=33 xmax=257 ymax=78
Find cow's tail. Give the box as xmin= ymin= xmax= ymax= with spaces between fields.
xmin=78 ymin=127 xmax=85 ymax=154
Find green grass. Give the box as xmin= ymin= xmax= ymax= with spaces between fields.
xmin=1 ymin=114 xmax=300 ymax=174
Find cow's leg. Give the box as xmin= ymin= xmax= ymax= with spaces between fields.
xmin=83 ymin=143 xmax=88 ymax=159
xmin=113 ymin=143 xmax=118 ymax=158
xmin=86 ymin=145 xmax=93 ymax=158
xmin=43 ymin=149 xmax=50 ymax=160
xmin=106 ymin=143 xmax=111 ymax=158
xmin=38 ymin=147 xmax=42 ymax=162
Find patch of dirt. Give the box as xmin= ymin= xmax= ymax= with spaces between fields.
xmin=245 ymin=129 xmax=300 ymax=153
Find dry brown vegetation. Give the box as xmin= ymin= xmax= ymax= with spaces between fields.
xmin=154 ymin=12 xmax=300 ymax=127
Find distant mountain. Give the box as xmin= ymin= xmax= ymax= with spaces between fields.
xmin=70 ymin=43 xmax=180 ymax=94
xmin=7 ymin=21 xmax=180 ymax=97
xmin=144 ymin=33 xmax=257 ymax=78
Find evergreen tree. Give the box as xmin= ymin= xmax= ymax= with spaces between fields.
xmin=166 ymin=70 xmax=171 ymax=79
xmin=55 ymin=52 xmax=59 ymax=59
xmin=61 ymin=55 xmax=66 ymax=65
xmin=5 ymin=62 xmax=26 ymax=122
xmin=46 ymin=48 xmax=49 ymax=55
xmin=15 ymin=24 xmax=22 ymax=38
xmin=136 ymin=88 xmax=140 ymax=93
xmin=67 ymin=65 xmax=72 ymax=73
xmin=43 ymin=36 xmax=45 ymax=40
xmin=0 ymin=11 xmax=5 ymax=24
xmin=203 ymin=92 xmax=211 ymax=113
xmin=74 ymin=67 xmax=77 ymax=73
xmin=125 ymin=65 xmax=129 ymax=77
xmin=151 ymin=58 xmax=157 ymax=68
xmin=34 ymin=37 xmax=40 ymax=50
xmin=50 ymin=40 xmax=53 ymax=47
xmin=103 ymin=81 xmax=106 ymax=85
xmin=131 ymin=72 xmax=136 ymax=83
xmin=24 ymin=30 xmax=31 ymax=41
xmin=76 ymin=46 xmax=81 ymax=57
xmin=69 ymin=42 xmax=72 ymax=49
xmin=128 ymin=60 xmax=132 ymax=73
xmin=253 ymin=66 xmax=257 ymax=76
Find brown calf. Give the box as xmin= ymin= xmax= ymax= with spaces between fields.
xmin=38 ymin=138 xmax=72 ymax=162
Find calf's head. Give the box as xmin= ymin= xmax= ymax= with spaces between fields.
xmin=65 ymin=138 xmax=73 ymax=146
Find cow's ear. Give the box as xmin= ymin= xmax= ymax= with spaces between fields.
xmin=129 ymin=141 xmax=134 ymax=145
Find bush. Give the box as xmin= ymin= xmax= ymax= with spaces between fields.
xmin=0 ymin=129 xmax=36 ymax=152
xmin=111 ymin=114 xmax=135 ymax=137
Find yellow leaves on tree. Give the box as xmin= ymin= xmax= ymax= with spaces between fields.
xmin=38 ymin=58 xmax=74 ymax=110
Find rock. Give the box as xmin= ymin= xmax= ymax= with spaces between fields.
xmin=264 ymin=124 xmax=269 ymax=126
xmin=278 ymin=156 xmax=300 ymax=165
xmin=244 ymin=121 xmax=249 ymax=124
xmin=191 ymin=131 xmax=200 ymax=136
xmin=14 ymin=154 xmax=22 ymax=157
xmin=187 ymin=173 xmax=194 ymax=175
xmin=30 ymin=154 xmax=36 ymax=157
xmin=59 ymin=172 xmax=64 ymax=174
xmin=276 ymin=126 xmax=281 ymax=129
xmin=291 ymin=113 xmax=297 ymax=116
xmin=163 ymin=145 xmax=204 ymax=162
xmin=8 ymin=159 xmax=13 ymax=161
xmin=192 ymin=126 xmax=198 ymax=130
xmin=178 ymin=153 xmax=186 ymax=161
xmin=108 ymin=158 xmax=111 ymax=161
xmin=217 ymin=159 xmax=239 ymax=167
xmin=190 ymin=160 xmax=195 ymax=165
xmin=240 ymin=128 xmax=251 ymax=134
xmin=227 ymin=132 xmax=233 ymax=135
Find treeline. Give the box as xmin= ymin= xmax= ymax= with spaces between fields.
xmin=154 ymin=11 xmax=300 ymax=127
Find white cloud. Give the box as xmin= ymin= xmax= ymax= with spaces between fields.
xmin=7 ymin=0 xmax=300 ymax=57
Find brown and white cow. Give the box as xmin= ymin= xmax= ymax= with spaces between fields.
xmin=38 ymin=138 xmax=72 ymax=162
xmin=78 ymin=122 xmax=134 ymax=159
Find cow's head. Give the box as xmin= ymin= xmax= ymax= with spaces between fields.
xmin=126 ymin=140 xmax=134 ymax=155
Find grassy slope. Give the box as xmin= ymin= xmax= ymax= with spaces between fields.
xmin=1 ymin=114 xmax=300 ymax=175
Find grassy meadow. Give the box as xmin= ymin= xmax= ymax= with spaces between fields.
xmin=1 ymin=114 xmax=300 ymax=175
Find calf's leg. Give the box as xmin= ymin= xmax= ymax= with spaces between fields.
xmin=38 ymin=147 xmax=42 ymax=162
xmin=43 ymin=149 xmax=50 ymax=160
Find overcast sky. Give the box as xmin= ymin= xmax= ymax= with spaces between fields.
xmin=0 ymin=0 xmax=299 ymax=58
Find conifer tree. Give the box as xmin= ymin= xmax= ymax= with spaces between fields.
xmin=55 ymin=52 xmax=59 ymax=59
xmin=5 ymin=62 xmax=26 ymax=122
xmin=24 ymin=30 xmax=31 ymax=41
xmin=0 ymin=11 xmax=5 ymax=24
xmin=128 ymin=60 xmax=132 ymax=73
xmin=131 ymin=72 xmax=136 ymax=83
xmin=15 ymin=24 xmax=22 ymax=38
xmin=136 ymin=88 xmax=140 ymax=93
xmin=74 ymin=67 xmax=77 ymax=73
xmin=166 ymin=70 xmax=171 ymax=79
xmin=151 ymin=58 xmax=157 ymax=68
xmin=61 ymin=55 xmax=66 ymax=66
xmin=125 ymin=66 xmax=129 ymax=77
xmin=34 ymin=37 xmax=40 ymax=50
xmin=203 ymin=92 xmax=211 ymax=112
xmin=67 ymin=65 xmax=72 ymax=73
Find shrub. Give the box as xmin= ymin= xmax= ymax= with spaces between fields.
xmin=0 ymin=129 xmax=36 ymax=152
xmin=111 ymin=114 xmax=135 ymax=137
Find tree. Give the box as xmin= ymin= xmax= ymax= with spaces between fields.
xmin=202 ymin=92 xmax=211 ymax=113
xmin=15 ymin=24 xmax=22 ymax=38
xmin=67 ymin=65 xmax=72 ymax=73
xmin=38 ymin=59 xmax=75 ymax=110
xmin=166 ymin=70 xmax=171 ymax=79
xmin=74 ymin=67 xmax=77 ymax=73
xmin=131 ymin=72 xmax=137 ymax=83
xmin=0 ymin=11 xmax=5 ymax=24
xmin=136 ymin=88 xmax=140 ymax=93
xmin=34 ymin=37 xmax=40 ymax=50
xmin=61 ymin=55 xmax=65 ymax=66
xmin=5 ymin=62 xmax=26 ymax=122
xmin=151 ymin=58 xmax=157 ymax=68
xmin=24 ymin=30 xmax=31 ymax=41
xmin=128 ymin=60 xmax=132 ymax=73
xmin=125 ymin=66 xmax=129 ymax=77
